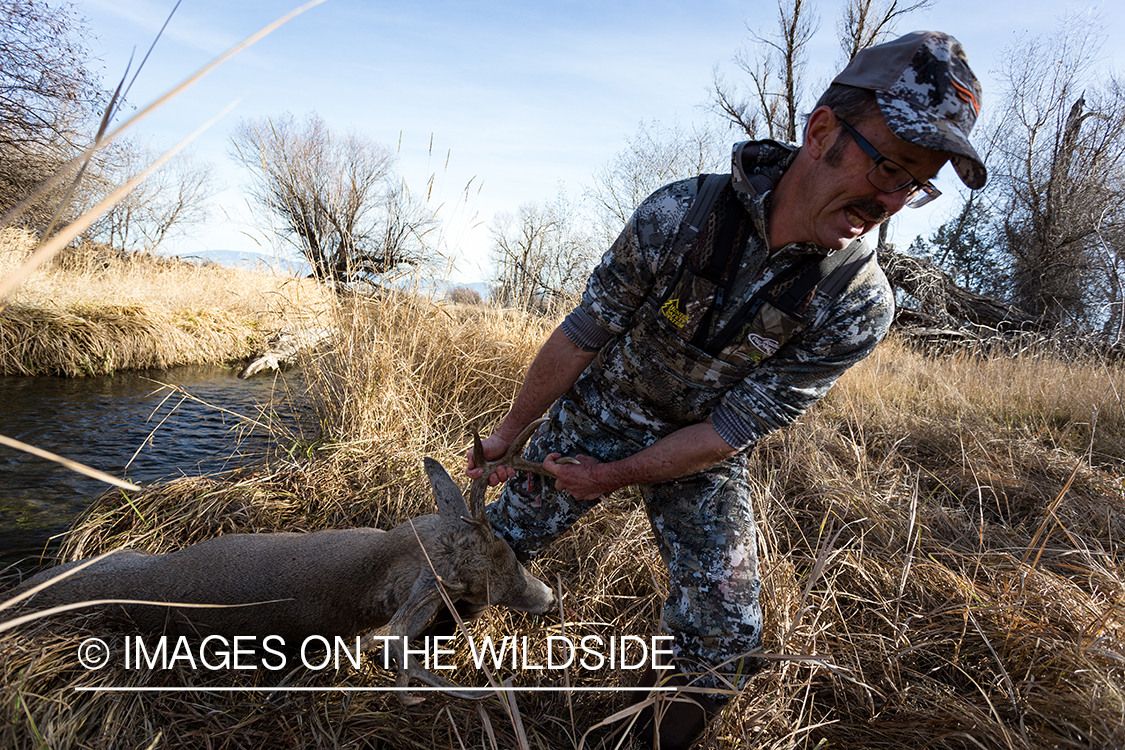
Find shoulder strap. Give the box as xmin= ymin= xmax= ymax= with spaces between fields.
xmin=680 ymin=173 xmax=747 ymax=288
xmin=679 ymin=173 xmax=729 ymax=243
xmin=772 ymin=239 xmax=872 ymax=313
xmin=704 ymin=239 xmax=873 ymax=356
xmin=818 ymin=241 xmax=874 ymax=300
xmin=658 ymin=174 xmax=731 ymax=310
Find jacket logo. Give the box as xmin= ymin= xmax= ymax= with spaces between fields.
xmin=660 ymin=298 xmax=688 ymax=329
xmin=747 ymin=332 xmax=779 ymax=358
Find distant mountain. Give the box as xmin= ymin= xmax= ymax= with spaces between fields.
xmin=177 ymin=249 xmax=312 ymax=276
xmin=178 ymin=250 xmax=491 ymax=301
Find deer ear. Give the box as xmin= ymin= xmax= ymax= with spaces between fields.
xmin=423 ymin=457 xmax=470 ymax=518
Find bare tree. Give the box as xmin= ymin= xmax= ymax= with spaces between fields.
xmin=490 ymin=192 xmax=597 ymax=312
xmin=907 ymin=192 xmax=1002 ymax=297
xmin=0 ymin=0 xmax=100 ymax=153
xmin=231 ymin=112 xmax=434 ymax=285
xmin=374 ymin=180 xmax=439 ymax=281
xmin=446 ymin=285 xmax=483 ymax=305
xmin=837 ymin=0 xmax=936 ymax=63
xmin=986 ymin=22 xmax=1125 ymax=327
xmin=710 ymin=0 xmax=818 ymax=141
xmin=711 ymin=0 xmax=937 ymax=142
xmin=1090 ymin=204 xmax=1125 ymax=341
xmin=0 ymin=0 xmax=103 ymax=228
xmin=86 ymin=144 xmax=216 ymax=254
xmin=586 ymin=119 xmax=730 ymax=247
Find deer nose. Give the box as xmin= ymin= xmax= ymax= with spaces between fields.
xmin=523 ymin=575 xmax=556 ymax=614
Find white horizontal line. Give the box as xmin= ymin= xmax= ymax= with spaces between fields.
xmin=74 ymin=686 xmax=679 ymax=693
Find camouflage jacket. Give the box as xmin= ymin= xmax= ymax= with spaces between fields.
xmin=558 ymin=139 xmax=894 ymax=454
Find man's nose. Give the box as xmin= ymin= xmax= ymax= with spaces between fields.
xmin=876 ymin=187 xmax=911 ymax=216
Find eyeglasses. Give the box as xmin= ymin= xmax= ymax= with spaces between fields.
xmin=835 ymin=117 xmax=942 ymax=208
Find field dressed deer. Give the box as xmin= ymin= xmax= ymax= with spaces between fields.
xmin=9 ymin=419 xmax=566 ymax=698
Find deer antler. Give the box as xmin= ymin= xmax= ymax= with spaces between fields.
xmin=467 ymin=417 xmax=578 ymax=518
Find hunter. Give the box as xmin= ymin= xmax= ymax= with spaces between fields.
xmin=469 ymin=30 xmax=986 ymax=749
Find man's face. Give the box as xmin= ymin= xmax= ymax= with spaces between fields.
xmin=802 ymin=110 xmax=949 ymax=251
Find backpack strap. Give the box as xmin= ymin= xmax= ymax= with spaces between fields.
xmin=679 ymin=173 xmax=729 ymax=244
xmin=704 ymin=239 xmax=873 ymax=356
xmin=816 ymin=241 xmax=874 ymax=301
xmin=772 ymin=239 xmax=872 ymax=314
xmin=658 ymin=172 xmax=744 ymax=310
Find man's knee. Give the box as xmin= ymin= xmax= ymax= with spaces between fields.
xmin=485 ymin=475 xmax=599 ymax=562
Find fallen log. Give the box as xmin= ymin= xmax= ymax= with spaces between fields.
xmin=238 ymin=326 xmax=334 ymax=378
xmin=880 ymin=249 xmax=1052 ymax=331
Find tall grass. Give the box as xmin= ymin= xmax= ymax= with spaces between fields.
xmin=730 ymin=336 xmax=1125 ymax=749
xmin=3 ymin=289 xmax=1124 ymax=749
xmin=0 ymin=227 xmax=332 ymax=375
xmin=3 ymin=4 xmax=1121 ymax=734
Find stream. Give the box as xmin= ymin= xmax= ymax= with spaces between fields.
xmin=0 ymin=367 xmax=301 ymax=574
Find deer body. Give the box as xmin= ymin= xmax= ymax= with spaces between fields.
xmin=13 ymin=431 xmax=560 ymax=695
xmin=19 ymin=518 xmax=492 ymax=644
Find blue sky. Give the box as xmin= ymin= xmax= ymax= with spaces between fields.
xmin=73 ymin=0 xmax=1125 ymax=283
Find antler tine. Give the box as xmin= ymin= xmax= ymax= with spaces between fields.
xmin=472 ymin=430 xmax=488 ymax=477
xmin=466 ymin=417 xmax=551 ymax=518
xmin=466 ymin=428 xmax=491 ymax=519
xmin=496 ymin=417 xmax=580 ymax=475
xmin=495 ymin=417 xmax=550 ymax=468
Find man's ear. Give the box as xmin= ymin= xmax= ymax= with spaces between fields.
xmin=804 ymin=106 xmax=840 ymax=161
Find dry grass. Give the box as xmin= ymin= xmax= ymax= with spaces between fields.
xmin=0 ymin=227 xmax=333 ymax=375
xmin=2 ymin=293 xmax=1125 ymax=749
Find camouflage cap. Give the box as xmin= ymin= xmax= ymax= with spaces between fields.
xmin=832 ymin=31 xmax=986 ymax=190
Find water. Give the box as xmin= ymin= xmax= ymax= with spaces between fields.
xmin=0 ymin=367 xmax=301 ymax=573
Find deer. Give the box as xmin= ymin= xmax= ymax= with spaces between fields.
xmin=9 ymin=418 xmax=570 ymax=700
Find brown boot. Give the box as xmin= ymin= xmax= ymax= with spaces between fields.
xmin=629 ymin=667 xmax=722 ymax=750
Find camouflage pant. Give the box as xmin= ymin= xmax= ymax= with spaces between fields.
xmin=486 ymin=401 xmax=763 ymax=696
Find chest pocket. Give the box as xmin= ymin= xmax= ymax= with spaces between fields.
xmin=717 ymin=299 xmax=805 ymax=368
xmin=652 ymin=173 xmax=874 ymax=376
xmin=651 ymin=255 xmax=817 ymax=381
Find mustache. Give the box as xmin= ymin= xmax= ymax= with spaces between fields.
xmin=846 ymin=198 xmax=890 ymax=224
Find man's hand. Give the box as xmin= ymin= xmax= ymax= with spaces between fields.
xmin=544 ymin=453 xmax=606 ymax=501
xmin=465 ymin=437 xmax=599 ymax=498
xmin=464 ymin=326 xmax=596 ymax=488
xmin=466 ymin=433 xmax=517 ymax=486
xmin=469 ymin=418 xmax=737 ymax=502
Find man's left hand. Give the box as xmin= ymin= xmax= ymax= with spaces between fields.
xmin=543 ymin=453 xmax=609 ymax=501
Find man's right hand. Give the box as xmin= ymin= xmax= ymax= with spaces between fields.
xmin=465 ymin=433 xmax=519 ymax=486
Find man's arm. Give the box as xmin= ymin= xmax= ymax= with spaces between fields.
xmin=467 ymin=326 xmax=596 ymax=483
xmin=543 ymin=417 xmax=738 ymax=501
xmin=468 ymin=178 xmax=701 ymax=485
